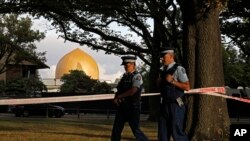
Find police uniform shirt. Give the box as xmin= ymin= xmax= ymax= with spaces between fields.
xmin=166 ymin=62 xmax=189 ymax=83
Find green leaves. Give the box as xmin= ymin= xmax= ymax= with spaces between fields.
xmin=0 ymin=14 xmax=47 ymax=74
xmin=60 ymin=70 xmax=112 ymax=94
xmin=220 ymin=0 xmax=250 ymax=62
xmin=223 ymin=46 xmax=250 ymax=88
xmin=4 ymin=77 xmax=47 ymax=97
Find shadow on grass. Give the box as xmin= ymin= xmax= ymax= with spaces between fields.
xmin=0 ymin=115 xmax=158 ymax=141
xmin=41 ymin=131 xmax=157 ymax=141
xmin=0 ymin=125 xmax=28 ymax=132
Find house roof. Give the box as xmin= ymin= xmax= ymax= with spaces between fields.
xmin=13 ymin=60 xmax=50 ymax=69
xmin=2 ymin=46 xmax=49 ymax=69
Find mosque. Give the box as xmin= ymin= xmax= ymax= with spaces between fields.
xmin=55 ymin=48 xmax=99 ymax=80
xmin=44 ymin=48 xmax=100 ymax=92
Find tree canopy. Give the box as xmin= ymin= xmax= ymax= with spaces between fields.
xmin=220 ymin=0 xmax=250 ymax=87
xmin=220 ymin=0 xmax=250 ymax=62
xmin=0 ymin=0 xmax=183 ymax=66
xmin=0 ymin=14 xmax=46 ymax=74
xmin=3 ymin=77 xmax=47 ymax=97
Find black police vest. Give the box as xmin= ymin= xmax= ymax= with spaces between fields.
xmin=116 ymin=71 xmax=142 ymax=107
xmin=160 ymin=64 xmax=184 ymax=100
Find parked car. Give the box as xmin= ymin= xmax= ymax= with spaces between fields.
xmin=11 ymin=104 xmax=65 ymax=118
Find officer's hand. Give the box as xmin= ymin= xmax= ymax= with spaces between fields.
xmin=113 ymin=98 xmax=118 ymax=105
xmin=166 ymin=74 xmax=174 ymax=83
xmin=113 ymin=98 xmax=121 ymax=106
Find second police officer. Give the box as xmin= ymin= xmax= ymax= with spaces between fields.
xmin=158 ymin=47 xmax=190 ymax=141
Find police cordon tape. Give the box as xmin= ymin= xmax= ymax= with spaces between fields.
xmin=0 ymin=87 xmax=249 ymax=105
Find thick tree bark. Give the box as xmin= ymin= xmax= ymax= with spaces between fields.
xmin=148 ymin=56 xmax=161 ymax=121
xmin=181 ymin=0 xmax=230 ymax=140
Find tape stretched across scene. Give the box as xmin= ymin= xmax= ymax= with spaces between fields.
xmin=0 ymin=87 xmax=249 ymax=105
xmin=185 ymin=87 xmax=250 ymax=104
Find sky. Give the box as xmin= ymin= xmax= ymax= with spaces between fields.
xmin=33 ymin=18 xmax=141 ymax=83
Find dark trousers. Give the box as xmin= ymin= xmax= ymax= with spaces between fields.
xmin=158 ymin=102 xmax=188 ymax=141
xmin=111 ymin=106 xmax=148 ymax=141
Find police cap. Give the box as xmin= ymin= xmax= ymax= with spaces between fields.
xmin=121 ymin=55 xmax=137 ymax=65
xmin=160 ymin=47 xmax=174 ymax=57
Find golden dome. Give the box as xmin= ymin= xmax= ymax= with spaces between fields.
xmin=55 ymin=48 xmax=99 ymax=79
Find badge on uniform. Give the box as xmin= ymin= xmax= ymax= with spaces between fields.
xmin=181 ymin=68 xmax=186 ymax=74
xmin=136 ymin=75 xmax=141 ymax=80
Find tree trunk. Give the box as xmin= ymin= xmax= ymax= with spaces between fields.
xmin=181 ymin=0 xmax=230 ymax=140
xmin=148 ymin=56 xmax=161 ymax=121
xmin=147 ymin=16 xmax=165 ymax=121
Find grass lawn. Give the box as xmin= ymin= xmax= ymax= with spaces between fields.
xmin=0 ymin=114 xmax=158 ymax=141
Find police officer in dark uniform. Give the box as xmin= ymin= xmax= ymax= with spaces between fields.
xmin=158 ymin=47 xmax=190 ymax=141
xmin=111 ymin=55 xmax=148 ymax=141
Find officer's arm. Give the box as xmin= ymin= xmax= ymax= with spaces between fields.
xmin=166 ymin=66 xmax=190 ymax=91
xmin=115 ymin=87 xmax=138 ymax=99
xmin=113 ymin=87 xmax=137 ymax=106
xmin=170 ymin=80 xmax=190 ymax=91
